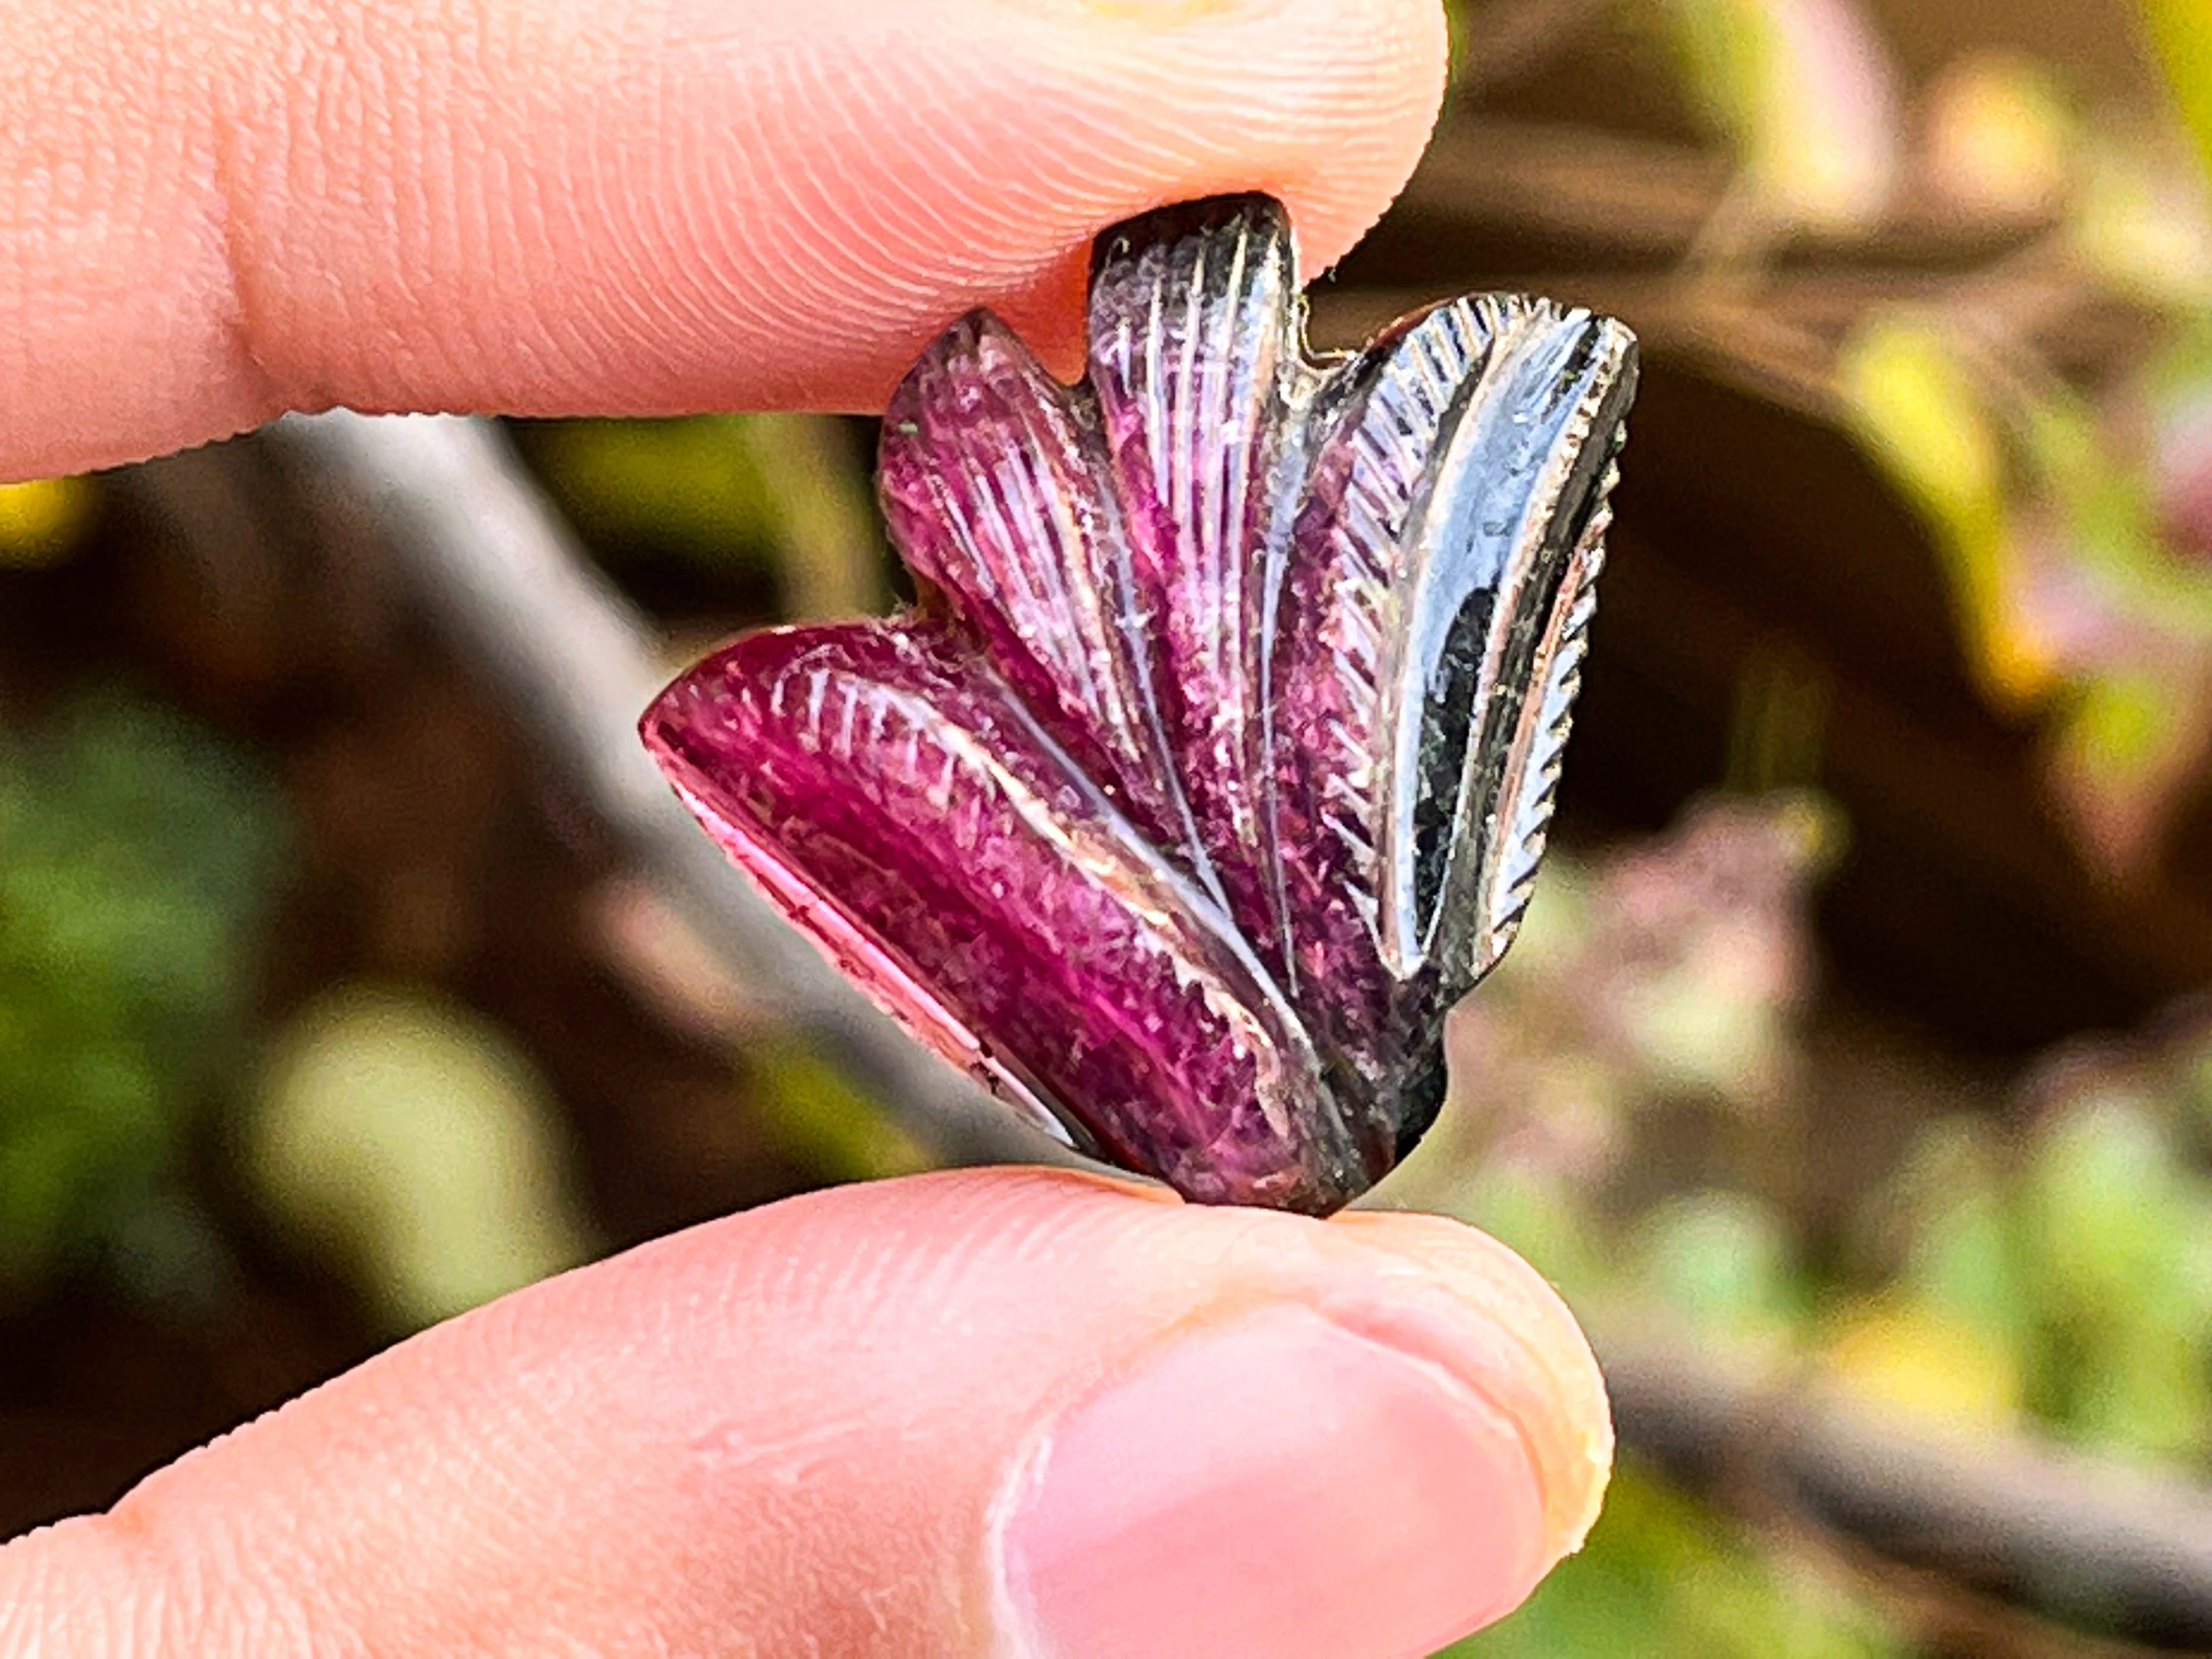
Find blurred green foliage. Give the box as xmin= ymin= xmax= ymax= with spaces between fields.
xmin=247 ymin=982 xmax=596 ymax=1332
xmin=1385 ymin=787 xmax=2212 ymax=1648
xmin=1452 ymin=1459 xmax=1902 ymax=1658
xmin=0 ymin=688 xmax=285 ymax=1299
xmin=1626 ymin=0 xmax=2212 ymax=878
xmin=1879 ymin=1093 xmax=2212 ymax=1461
xmin=1646 ymin=0 xmax=1898 ymax=233
xmin=1440 ymin=800 xmax=2212 ymax=1468
xmin=0 ymin=477 xmax=94 ymax=570
xmin=534 ymin=414 xmax=884 ymax=618
xmin=1839 ymin=298 xmax=2212 ymax=870
xmin=1837 ymin=315 xmax=2032 ymax=702
xmin=2142 ymin=0 xmax=2212 ymax=187
xmin=744 ymin=1038 xmax=933 ymax=1187
xmin=538 ymin=416 xmax=786 ymax=575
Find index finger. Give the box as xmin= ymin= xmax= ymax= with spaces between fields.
xmin=0 ymin=1169 xmax=1607 ymax=1657
xmin=0 ymin=0 xmax=1446 ymax=481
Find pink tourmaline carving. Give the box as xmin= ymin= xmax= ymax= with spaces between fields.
xmin=643 ymin=196 xmax=1638 ymax=1214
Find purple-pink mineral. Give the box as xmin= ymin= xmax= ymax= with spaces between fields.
xmin=642 ymin=195 xmax=1638 ymax=1214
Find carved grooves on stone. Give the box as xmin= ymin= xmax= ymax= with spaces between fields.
xmin=1483 ymin=468 xmax=1615 ymax=959
xmin=649 ymin=619 xmax=1355 ymax=1211
xmin=877 ymin=315 xmax=1194 ymax=873
xmin=1089 ymin=196 xmax=1292 ymax=940
xmin=642 ymin=193 xmax=1639 ymax=1213
xmin=1266 ymin=298 xmax=1504 ymax=1090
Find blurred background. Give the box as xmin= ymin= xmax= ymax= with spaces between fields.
xmin=10 ymin=0 xmax=2212 ymax=1651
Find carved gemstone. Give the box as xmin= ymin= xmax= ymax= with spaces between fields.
xmin=642 ymin=195 xmax=1638 ymax=1214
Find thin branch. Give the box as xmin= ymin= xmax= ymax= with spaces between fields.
xmin=1398 ymin=120 xmax=1728 ymax=259
xmin=267 ymin=410 xmax=1060 ymax=1171
xmin=1310 ymin=285 xmax=1845 ymax=420
xmin=1453 ymin=0 xmax=1615 ymax=100
xmin=1395 ymin=119 xmax=2059 ymax=270
xmin=1601 ymin=1321 xmax=2212 ymax=1645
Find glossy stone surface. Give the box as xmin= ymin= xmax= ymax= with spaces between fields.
xmin=643 ymin=195 xmax=1638 ymax=1213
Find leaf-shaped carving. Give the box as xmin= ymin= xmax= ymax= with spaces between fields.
xmin=643 ymin=195 xmax=1638 ymax=1214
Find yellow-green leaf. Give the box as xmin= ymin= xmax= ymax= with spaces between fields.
xmin=0 ymin=477 xmax=93 ymax=568
xmin=247 ymin=983 xmax=596 ymax=1331
xmin=2143 ymin=0 xmax=2212 ymax=185
xmin=1838 ymin=315 xmax=2054 ymax=703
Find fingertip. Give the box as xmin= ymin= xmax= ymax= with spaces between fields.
xmin=1 ymin=0 xmax=1449 ymax=474
xmin=969 ymin=1180 xmax=1608 ymax=1656
xmin=1328 ymin=1207 xmax=1615 ymax=1564
xmin=996 ymin=1303 xmax=1554 ymax=1658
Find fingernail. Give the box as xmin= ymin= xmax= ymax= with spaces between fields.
xmin=995 ymin=1306 xmax=1551 ymax=1659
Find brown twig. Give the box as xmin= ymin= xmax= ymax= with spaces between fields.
xmin=1453 ymin=0 xmax=1616 ymax=100
xmin=1601 ymin=1320 xmax=2212 ymax=1646
xmin=1310 ymin=283 xmax=1845 ymax=418
xmin=1392 ymin=118 xmax=2060 ymax=271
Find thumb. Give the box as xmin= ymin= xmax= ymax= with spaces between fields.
xmin=1 ymin=1168 xmax=1609 ymax=1658
xmin=3 ymin=0 xmax=1448 ymax=479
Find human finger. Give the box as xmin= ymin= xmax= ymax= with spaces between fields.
xmin=0 ymin=0 xmax=1447 ymax=480
xmin=0 ymin=1167 xmax=1608 ymax=1658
